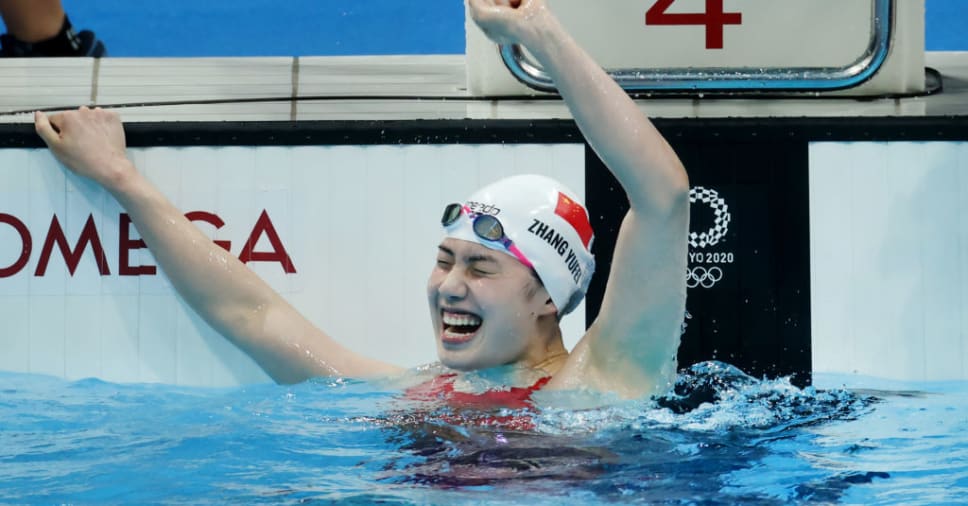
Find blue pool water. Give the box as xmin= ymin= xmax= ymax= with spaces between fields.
xmin=2 ymin=362 xmax=967 ymax=504
xmin=1 ymin=0 xmax=965 ymax=56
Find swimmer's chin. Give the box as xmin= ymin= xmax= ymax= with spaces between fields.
xmin=437 ymin=349 xmax=487 ymax=372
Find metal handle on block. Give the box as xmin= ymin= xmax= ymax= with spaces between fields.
xmin=499 ymin=0 xmax=894 ymax=93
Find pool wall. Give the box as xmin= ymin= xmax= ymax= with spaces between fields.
xmin=0 ymin=138 xmax=587 ymax=386
xmin=3 ymin=117 xmax=966 ymax=387
xmin=810 ymin=141 xmax=968 ymax=381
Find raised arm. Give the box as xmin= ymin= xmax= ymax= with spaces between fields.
xmin=469 ymin=0 xmax=690 ymax=398
xmin=35 ymin=108 xmax=402 ymax=383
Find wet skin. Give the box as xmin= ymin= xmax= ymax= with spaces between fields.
xmin=427 ymin=238 xmax=557 ymax=373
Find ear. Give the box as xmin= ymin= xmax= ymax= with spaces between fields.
xmin=535 ymin=287 xmax=558 ymax=317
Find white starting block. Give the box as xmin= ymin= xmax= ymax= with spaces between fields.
xmin=466 ymin=0 xmax=925 ymax=96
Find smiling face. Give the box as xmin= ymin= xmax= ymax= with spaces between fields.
xmin=427 ymin=238 xmax=557 ymax=371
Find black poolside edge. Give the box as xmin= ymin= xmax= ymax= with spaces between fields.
xmin=1 ymin=116 xmax=968 ymax=148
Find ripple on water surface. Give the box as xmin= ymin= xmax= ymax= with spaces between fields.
xmin=1 ymin=362 xmax=966 ymax=504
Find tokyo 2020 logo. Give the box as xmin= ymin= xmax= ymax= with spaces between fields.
xmin=687 ymin=186 xmax=733 ymax=289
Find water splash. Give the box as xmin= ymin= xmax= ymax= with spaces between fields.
xmin=525 ymin=361 xmax=874 ymax=436
xmin=377 ymin=361 xmax=877 ymax=499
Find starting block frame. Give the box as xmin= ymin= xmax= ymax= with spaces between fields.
xmin=468 ymin=0 xmax=926 ymax=96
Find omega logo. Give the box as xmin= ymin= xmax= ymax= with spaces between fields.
xmin=0 ymin=210 xmax=296 ymax=278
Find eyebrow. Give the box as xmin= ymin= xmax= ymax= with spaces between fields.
xmin=467 ymin=254 xmax=499 ymax=264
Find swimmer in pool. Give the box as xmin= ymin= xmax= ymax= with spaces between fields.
xmin=34 ymin=0 xmax=689 ymax=401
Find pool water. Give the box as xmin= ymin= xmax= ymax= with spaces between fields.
xmin=2 ymin=362 xmax=966 ymax=504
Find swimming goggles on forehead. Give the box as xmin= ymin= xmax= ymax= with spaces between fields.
xmin=441 ymin=203 xmax=534 ymax=269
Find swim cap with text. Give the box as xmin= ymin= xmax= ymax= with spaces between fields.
xmin=442 ymin=174 xmax=596 ymax=316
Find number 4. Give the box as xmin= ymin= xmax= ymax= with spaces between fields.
xmin=645 ymin=0 xmax=743 ymax=49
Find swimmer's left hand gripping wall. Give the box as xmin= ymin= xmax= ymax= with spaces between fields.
xmin=0 ymin=143 xmax=586 ymax=386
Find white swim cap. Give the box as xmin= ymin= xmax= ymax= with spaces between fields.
xmin=441 ymin=174 xmax=596 ymax=316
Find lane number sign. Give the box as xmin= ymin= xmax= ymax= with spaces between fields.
xmin=646 ymin=0 xmax=743 ymax=49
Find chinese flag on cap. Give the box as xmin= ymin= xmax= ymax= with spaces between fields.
xmin=554 ymin=193 xmax=593 ymax=248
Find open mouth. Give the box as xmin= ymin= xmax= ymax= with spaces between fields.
xmin=441 ymin=310 xmax=483 ymax=345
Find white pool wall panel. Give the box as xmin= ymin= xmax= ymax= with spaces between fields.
xmin=809 ymin=141 xmax=968 ymax=382
xmin=0 ymin=144 xmax=586 ymax=386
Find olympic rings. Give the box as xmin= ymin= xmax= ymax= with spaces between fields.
xmin=686 ymin=266 xmax=724 ymax=289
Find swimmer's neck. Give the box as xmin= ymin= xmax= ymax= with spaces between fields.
xmin=530 ymin=347 xmax=569 ymax=377
xmin=528 ymin=328 xmax=570 ymax=377
xmin=449 ymin=347 xmax=570 ymax=388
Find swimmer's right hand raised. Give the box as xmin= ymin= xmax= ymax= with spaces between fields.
xmin=35 ymin=107 xmax=133 ymax=190
xmin=468 ymin=0 xmax=555 ymax=47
